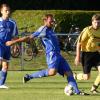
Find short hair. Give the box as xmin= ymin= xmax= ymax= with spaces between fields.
xmin=0 ymin=3 xmax=10 ymax=11
xmin=43 ymin=14 xmax=53 ymax=20
xmin=92 ymin=14 xmax=100 ymax=21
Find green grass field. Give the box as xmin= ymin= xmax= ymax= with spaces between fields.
xmin=0 ymin=71 xmax=99 ymax=100
xmin=0 ymin=51 xmax=99 ymax=100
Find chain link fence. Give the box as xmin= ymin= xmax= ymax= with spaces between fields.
xmin=9 ymin=33 xmax=80 ymax=71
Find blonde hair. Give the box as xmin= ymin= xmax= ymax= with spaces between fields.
xmin=92 ymin=14 xmax=100 ymax=21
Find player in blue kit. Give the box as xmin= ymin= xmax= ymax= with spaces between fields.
xmin=6 ymin=14 xmax=88 ymax=95
xmin=0 ymin=4 xmax=18 ymax=89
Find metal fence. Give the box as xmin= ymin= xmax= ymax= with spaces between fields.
xmin=9 ymin=33 xmax=79 ymax=71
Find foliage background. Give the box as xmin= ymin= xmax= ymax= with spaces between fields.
xmin=11 ymin=10 xmax=100 ymax=33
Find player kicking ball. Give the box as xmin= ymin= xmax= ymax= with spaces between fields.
xmin=6 ymin=14 xmax=89 ymax=95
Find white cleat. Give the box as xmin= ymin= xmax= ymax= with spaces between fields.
xmin=0 ymin=85 xmax=9 ymax=89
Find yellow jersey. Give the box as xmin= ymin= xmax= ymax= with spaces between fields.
xmin=78 ymin=26 xmax=100 ymax=52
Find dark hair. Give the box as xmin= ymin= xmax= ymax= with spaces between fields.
xmin=0 ymin=3 xmax=10 ymax=11
xmin=0 ymin=3 xmax=10 ymax=16
xmin=43 ymin=14 xmax=53 ymax=20
xmin=92 ymin=14 xmax=100 ymax=21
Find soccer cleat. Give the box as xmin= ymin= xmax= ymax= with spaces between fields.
xmin=76 ymin=91 xmax=90 ymax=95
xmin=90 ymin=90 xmax=99 ymax=94
xmin=0 ymin=85 xmax=9 ymax=89
xmin=90 ymin=85 xmax=99 ymax=94
xmin=23 ymin=74 xmax=30 ymax=83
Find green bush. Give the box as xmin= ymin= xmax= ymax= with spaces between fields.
xmin=54 ymin=11 xmax=97 ymax=32
xmin=11 ymin=10 xmax=100 ymax=48
xmin=11 ymin=10 xmax=100 ymax=33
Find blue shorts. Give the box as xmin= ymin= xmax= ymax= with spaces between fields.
xmin=0 ymin=44 xmax=11 ymax=61
xmin=46 ymin=51 xmax=72 ymax=76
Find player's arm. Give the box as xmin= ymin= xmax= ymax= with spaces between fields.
xmin=6 ymin=36 xmax=31 ymax=46
xmin=74 ymin=42 xmax=81 ymax=66
xmin=6 ymin=26 xmax=46 ymax=46
xmin=74 ymin=31 xmax=82 ymax=66
xmin=74 ymin=27 xmax=89 ymax=66
xmin=74 ymin=30 xmax=84 ymax=66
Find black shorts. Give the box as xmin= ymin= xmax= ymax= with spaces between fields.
xmin=81 ymin=51 xmax=100 ymax=74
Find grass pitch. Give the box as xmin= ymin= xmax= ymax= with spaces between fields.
xmin=0 ymin=71 xmax=99 ymax=100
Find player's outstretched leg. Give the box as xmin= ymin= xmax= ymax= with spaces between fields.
xmin=23 ymin=69 xmax=48 ymax=83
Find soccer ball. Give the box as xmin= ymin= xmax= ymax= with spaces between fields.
xmin=64 ymin=84 xmax=73 ymax=96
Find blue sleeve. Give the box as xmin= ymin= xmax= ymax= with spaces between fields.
xmin=32 ymin=26 xmax=46 ymax=38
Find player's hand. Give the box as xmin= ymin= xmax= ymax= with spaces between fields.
xmin=74 ymin=56 xmax=80 ymax=66
xmin=6 ymin=41 xmax=14 ymax=46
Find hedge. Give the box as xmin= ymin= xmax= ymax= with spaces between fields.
xmin=11 ymin=10 xmax=100 ymax=33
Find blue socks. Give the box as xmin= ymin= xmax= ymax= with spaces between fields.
xmin=27 ymin=69 xmax=48 ymax=79
xmin=0 ymin=70 xmax=7 ymax=85
xmin=67 ymin=75 xmax=80 ymax=94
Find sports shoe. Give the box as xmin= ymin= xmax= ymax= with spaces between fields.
xmin=0 ymin=85 xmax=9 ymax=89
xmin=76 ymin=91 xmax=90 ymax=95
xmin=90 ymin=85 xmax=99 ymax=94
xmin=23 ymin=74 xmax=30 ymax=83
xmin=90 ymin=90 xmax=99 ymax=94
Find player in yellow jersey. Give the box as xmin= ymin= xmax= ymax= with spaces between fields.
xmin=74 ymin=14 xmax=100 ymax=94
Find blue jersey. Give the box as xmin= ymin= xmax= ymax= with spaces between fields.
xmin=0 ymin=17 xmax=18 ymax=60
xmin=0 ymin=17 xmax=18 ymax=45
xmin=32 ymin=26 xmax=60 ymax=54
